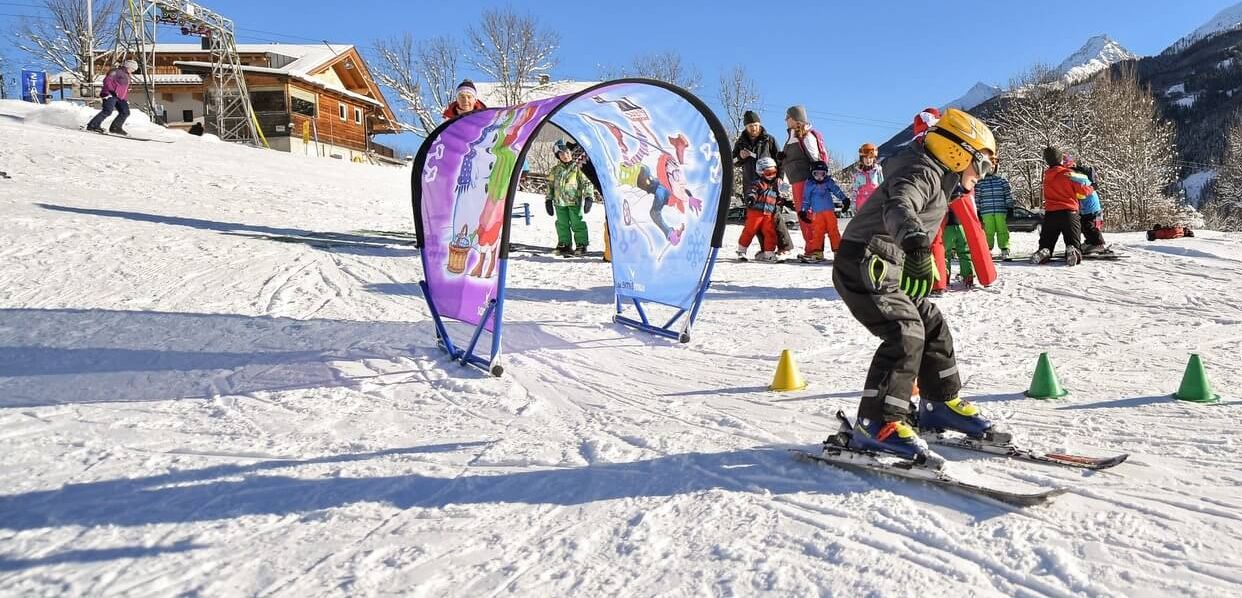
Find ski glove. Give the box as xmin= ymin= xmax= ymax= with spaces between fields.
xmin=545 ymin=199 xmax=554 ymax=217
xmin=583 ymin=197 xmax=592 ymax=213
xmin=798 ymin=210 xmax=812 ymax=224
xmin=899 ymin=233 xmax=938 ymax=300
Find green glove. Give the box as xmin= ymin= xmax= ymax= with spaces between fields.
xmin=900 ymin=233 xmax=938 ymax=299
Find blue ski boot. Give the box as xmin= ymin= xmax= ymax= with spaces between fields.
xmin=917 ymin=396 xmax=1010 ymax=442
xmin=846 ymin=416 xmax=943 ymax=467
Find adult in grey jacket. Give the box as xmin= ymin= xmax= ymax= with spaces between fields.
xmin=830 ymin=108 xmax=1002 ymax=465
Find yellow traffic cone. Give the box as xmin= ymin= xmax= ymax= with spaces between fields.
xmin=770 ymin=349 xmax=808 ymax=391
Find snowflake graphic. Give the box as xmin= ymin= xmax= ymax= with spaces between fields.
xmin=684 ymin=227 xmax=708 ymax=265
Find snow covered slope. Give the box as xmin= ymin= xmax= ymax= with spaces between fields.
xmin=2 ymin=102 xmax=1242 ymax=597
xmin=1055 ymin=34 xmax=1138 ymax=84
xmin=1164 ymin=1 xmax=1242 ymax=55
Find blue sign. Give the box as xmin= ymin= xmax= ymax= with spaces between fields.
xmin=21 ymin=70 xmax=46 ymax=103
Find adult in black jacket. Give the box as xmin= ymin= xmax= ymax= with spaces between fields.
xmin=732 ymin=111 xmax=791 ymax=252
xmin=732 ymin=111 xmax=782 ymax=193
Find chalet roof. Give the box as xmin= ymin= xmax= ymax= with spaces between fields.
xmin=172 ymin=61 xmax=383 ymax=107
xmin=49 ymin=72 xmax=204 ymax=86
xmin=140 ymin=43 xmax=353 ymax=75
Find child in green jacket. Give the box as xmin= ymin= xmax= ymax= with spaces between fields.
xmin=545 ymin=140 xmax=595 ymax=256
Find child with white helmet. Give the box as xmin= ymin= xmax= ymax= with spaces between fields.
xmin=736 ymin=157 xmax=785 ymax=262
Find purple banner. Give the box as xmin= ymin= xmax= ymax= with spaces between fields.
xmin=419 ymin=102 xmax=557 ymax=329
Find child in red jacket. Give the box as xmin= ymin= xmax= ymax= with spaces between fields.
xmin=736 ymin=157 xmax=784 ymax=262
xmin=1033 ymin=146 xmax=1092 ymax=266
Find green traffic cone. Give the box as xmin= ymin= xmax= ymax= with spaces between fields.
xmin=1025 ymin=352 xmax=1069 ymax=399
xmin=1174 ymin=354 xmax=1220 ymax=403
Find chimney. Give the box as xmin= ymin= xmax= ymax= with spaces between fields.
xmin=538 ymin=73 xmax=550 ymax=85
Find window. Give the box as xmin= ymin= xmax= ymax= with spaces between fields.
xmin=354 ymin=107 xmax=363 ymax=124
xmin=338 ymin=102 xmax=347 ymax=121
xmin=290 ymin=87 xmax=316 ymax=117
xmin=182 ymin=109 xmax=194 ymax=122
xmin=249 ymin=90 xmax=285 ymax=113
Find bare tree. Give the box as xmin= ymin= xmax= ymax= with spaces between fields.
xmin=418 ymin=36 xmax=460 ymax=119
xmin=370 ymin=33 xmax=459 ymax=136
xmin=993 ymin=63 xmax=1180 ymax=229
xmin=991 ymin=64 xmax=1073 ymax=208
xmin=9 ymin=0 xmax=119 ymax=83
xmin=601 ymin=51 xmax=701 ymax=91
xmin=1080 ymin=66 xmax=1180 ymax=230
xmin=1204 ymin=113 xmax=1242 ymax=230
xmin=466 ymin=7 xmax=559 ymax=106
xmin=717 ymin=64 xmax=759 ymax=140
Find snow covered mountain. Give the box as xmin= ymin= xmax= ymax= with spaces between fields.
xmin=1163 ymin=1 xmax=1242 ymax=55
xmin=878 ymin=34 xmax=1137 ymax=155
xmin=1054 ymin=34 xmax=1138 ymax=84
xmin=941 ymin=82 xmax=1003 ymax=111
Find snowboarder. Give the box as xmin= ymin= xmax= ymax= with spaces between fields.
xmin=798 ymin=160 xmax=849 ymax=262
xmin=545 ymin=140 xmax=595 ymax=256
xmin=442 ymin=79 xmax=487 ymax=119
xmin=86 ymin=60 xmax=138 ymax=136
xmin=973 ymin=160 xmax=1014 ymax=260
xmin=852 ymin=143 xmax=884 ymax=212
xmin=1031 ymin=147 xmax=1090 ymax=266
xmin=831 ymin=108 xmax=1002 ymax=464
xmin=736 ymin=157 xmax=783 ymax=262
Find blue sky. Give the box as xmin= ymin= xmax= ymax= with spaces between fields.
xmin=1 ymin=0 xmax=1233 ymax=157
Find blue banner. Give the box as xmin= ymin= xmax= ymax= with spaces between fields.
xmin=21 ymin=70 xmax=46 ymax=104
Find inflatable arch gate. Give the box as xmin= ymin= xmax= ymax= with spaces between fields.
xmin=411 ymin=78 xmax=733 ymax=376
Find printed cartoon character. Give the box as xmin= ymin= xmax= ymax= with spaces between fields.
xmin=470 ymin=105 xmax=539 ymax=278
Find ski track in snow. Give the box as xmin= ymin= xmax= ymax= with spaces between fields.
xmin=1 ymin=102 xmax=1242 ymax=596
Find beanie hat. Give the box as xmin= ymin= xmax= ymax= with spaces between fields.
xmin=743 ymin=110 xmax=761 ymax=125
xmin=122 ymin=59 xmax=139 ymax=72
xmin=912 ymin=107 xmax=941 ymax=138
xmin=810 ymin=160 xmax=830 ymax=175
xmin=1043 ymin=146 xmax=1064 ymax=167
xmin=785 ymin=105 xmax=808 ymax=123
xmin=456 ymin=79 xmax=477 ymax=95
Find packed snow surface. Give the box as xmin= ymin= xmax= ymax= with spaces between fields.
xmin=1 ymin=101 xmax=1241 ymax=597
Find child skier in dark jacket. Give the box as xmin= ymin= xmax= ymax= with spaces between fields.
xmin=798 ymin=160 xmax=850 ymax=262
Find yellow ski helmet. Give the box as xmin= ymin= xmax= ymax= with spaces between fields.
xmin=924 ymin=108 xmax=996 ymax=175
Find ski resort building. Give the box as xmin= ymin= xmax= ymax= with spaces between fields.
xmin=50 ymin=44 xmax=401 ymax=163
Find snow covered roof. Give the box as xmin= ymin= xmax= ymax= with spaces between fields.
xmin=471 ymin=79 xmax=601 ymax=108
xmin=107 ymin=43 xmax=353 ymax=75
xmin=47 ymin=72 xmax=204 ymax=86
xmin=172 ymin=61 xmax=383 ymax=107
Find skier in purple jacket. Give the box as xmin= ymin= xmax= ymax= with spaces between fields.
xmin=86 ymin=60 xmax=139 ymax=136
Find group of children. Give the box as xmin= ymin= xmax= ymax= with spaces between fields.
xmin=537 ymin=103 xmax=1109 ymax=277
xmin=733 ymin=107 xmax=885 ymax=263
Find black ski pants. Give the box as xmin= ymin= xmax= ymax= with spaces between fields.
xmin=1081 ymin=211 xmax=1105 ymax=247
xmin=833 ymin=239 xmax=962 ymax=425
xmin=1039 ymin=210 xmax=1082 ymax=253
